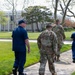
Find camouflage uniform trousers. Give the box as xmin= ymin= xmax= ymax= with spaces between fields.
xmin=57 ymin=44 xmax=62 ymax=56
xmin=56 ymin=42 xmax=63 ymax=60
xmin=39 ymin=50 xmax=56 ymax=75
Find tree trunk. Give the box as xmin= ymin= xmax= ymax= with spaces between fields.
xmin=41 ymin=21 xmax=45 ymax=31
xmin=12 ymin=0 xmax=17 ymax=29
xmin=0 ymin=24 xmax=1 ymax=31
xmin=54 ymin=0 xmax=59 ymax=21
xmin=31 ymin=23 xmax=34 ymax=32
xmin=61 ymin=0 xmax=71 ymax=25
xmin=3 ymin=25 xmax=4 ymax=31
xmin=36 ymin=22 xmax=40 ymax=31
xmin=10 ymin=22 xmax=13 ymax=31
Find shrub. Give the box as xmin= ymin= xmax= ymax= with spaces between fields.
xmin=64 ymin=27 xmax=75 ymax=31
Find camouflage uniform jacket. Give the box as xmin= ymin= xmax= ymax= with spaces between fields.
xmin=52 ymin=25 xmax=65 ymax=45
xmin=37 ymin=29 xmax=57 ymax=55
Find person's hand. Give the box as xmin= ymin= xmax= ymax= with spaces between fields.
xmin=28 ymin=49 xmax=30 ymax=54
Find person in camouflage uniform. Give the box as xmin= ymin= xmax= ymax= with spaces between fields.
xmin=52 ymin=19 xmax=65 ymax=61
xmin=37 ymin=23 xmax=57 ymax=75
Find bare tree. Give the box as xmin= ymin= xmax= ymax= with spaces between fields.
xmin=46 ymin=0 xmax=75 ymax=24
xmin=62 ymin=0 xmax=75 ymax=18
xmin=22 ymin=0 xmax=29 ymax=10
xmin=3 ymin=0 xmax=18 ymax=30
xmin=60 ymin=0 xmax=72 ymax=24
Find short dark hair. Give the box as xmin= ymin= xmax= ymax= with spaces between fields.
xmin=46 ymin=23 xmax=52 ymax=28
xmin=56 ymin=19 xmax=60 ymax=23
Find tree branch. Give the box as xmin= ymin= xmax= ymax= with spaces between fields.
xmin=5 ymin=0 xmax=13 ymax=6
xmin=60 ymin=3 xmax=64 ymax=14
xmin=22 ymin=0 xmax=27 ymax=9
xmin=66 ymin=15 xmax=75 ymax=17
xmin=67 ymin=8 xmax=75 ymax=18
xmin=52 ymin=0 xmax=55 ymax=9
xmin=61 ymin=0 xmax=71 ymax=24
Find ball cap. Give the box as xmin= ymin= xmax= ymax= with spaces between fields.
xmin=18 ymin=20 xmax=26 ymax=25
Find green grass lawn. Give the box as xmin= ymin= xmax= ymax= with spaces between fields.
xmin=0 ymin=42 xmax=39 ymax=75
xmin=0 ymin=32 xmax=12 ymax=39
xmin=72 ymin=72 xmax=75 ymax=75
xmin=0 ymin=32 xmax=40 ymax=39
xmin=65 ymin=31 xmax=75 ymax=40
xmin=0 ymin=31 xmax=75 ymax=40
xmin=0 ymin=42 xmax=71 ymax=75
xmin=60 ymin=44 xmax=71 ymax=53
xmin=28 ymin=32 xmax=40 ymax=40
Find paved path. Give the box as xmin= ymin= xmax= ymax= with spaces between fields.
xmin=23 ymin=50 xmax=75 ymax=75
xmin=0 ymin=39 xmax=72 ymax=44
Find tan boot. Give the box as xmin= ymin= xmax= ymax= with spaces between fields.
xmin=52 ymin=73 xmax=57 ymax=75
xmin=56 ymin=56 xmax=60 ymax=62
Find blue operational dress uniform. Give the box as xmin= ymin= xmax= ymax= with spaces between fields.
xmin=12 ymin=25 xmax=28 ymax=74
xmin=71 ymin=32 xmax=75 ymax=62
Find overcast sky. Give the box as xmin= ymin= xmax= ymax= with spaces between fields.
xmin=0 ymin=0 xmax=75 ymax=12
xmin=0 ymin=0 xmax=49 ymax=11
xmin=0 ymin=0 xmax=75 ymax=20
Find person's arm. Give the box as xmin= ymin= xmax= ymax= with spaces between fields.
xmin=37 ymin=34 xmax=42 ymax=49
xmin=52 ymin=32 xmax=58 ymax=55
xmin=60 ymin=26 xmax=65 ymax=40
xmin=25 ymin=39 xmax=30 ymax=53
xmin=23 ymin=30 xmax=30 ymax=53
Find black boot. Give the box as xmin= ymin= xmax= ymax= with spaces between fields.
xmin=39 ymin=73 xmax=44 ymax=75
xmin=73 ymin=60 xmax=75 ymax=63
xmin=12 ymin=68 xmax=17 ymax=75
xmin=73 ymin=58 xmax=75 ymax=63
xmin=19 ymin=72 xmax=27 ymax=75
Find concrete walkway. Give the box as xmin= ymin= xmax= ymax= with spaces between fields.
xmin=0 ymin=39 xmax=72 ymax=44
xmin=23 ymin=50 xmax=75 ymax=75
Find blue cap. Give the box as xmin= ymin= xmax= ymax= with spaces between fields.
xmin=18 ymin=20 xmax=26 ymax=25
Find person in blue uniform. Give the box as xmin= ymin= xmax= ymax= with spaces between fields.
xmin=12 ymin=20 xmax=30 ymax=75
xmin=71 ymin=32 xmax=75 ymax=63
